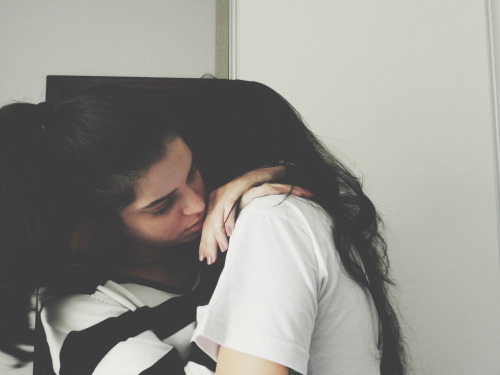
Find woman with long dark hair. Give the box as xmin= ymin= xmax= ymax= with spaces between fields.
xmin=0 ymin=84 xmax=308 ymax=374
xmin=178 ymin=80 xmax=407 ymax=374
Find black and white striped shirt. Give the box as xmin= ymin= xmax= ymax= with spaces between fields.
xmin=41 ymin=274 xmax=216 ymax=375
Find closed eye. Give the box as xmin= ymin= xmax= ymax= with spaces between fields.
xmin=151 ymin=196 xmax=174 ymax=216
xmin=148 ymin=160 xmax=198 ymax=217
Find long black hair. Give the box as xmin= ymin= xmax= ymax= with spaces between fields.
xmin=0 ymin=87 xmax=178 ymax=364
xmin=176 ymin=79 xmax=407 ymax=375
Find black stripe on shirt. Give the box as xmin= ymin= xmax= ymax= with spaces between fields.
xmin=59 ymin=293 xmax=197 ymax=375
xmin=187 ymin=342 xmax=217 ymax=372
xmin=139 ymin=348 xmax=185 ymax=375
xmin=149 ymin=293 xmax=198 ymax=340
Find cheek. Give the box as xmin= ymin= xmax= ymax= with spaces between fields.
xmin=141 ymin=216 xmax=179 ymax=240
xmin=121 ymin=215 xmax=177 ymax=242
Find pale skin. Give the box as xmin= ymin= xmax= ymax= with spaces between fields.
xmin=216 ymin=347 xmax=288 ymax=375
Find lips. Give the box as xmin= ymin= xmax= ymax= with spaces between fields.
xmin=186 ymin=217 xmax=204 ymax=232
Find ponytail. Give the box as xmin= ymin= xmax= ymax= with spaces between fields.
xmin=0 ymin=88 xmax=180 ymax=364
xmin=0 ymin=103 xmax=76 ymax=364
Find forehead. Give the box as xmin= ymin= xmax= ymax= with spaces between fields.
xmin=127 ymin=137 xmax=192 ymax=211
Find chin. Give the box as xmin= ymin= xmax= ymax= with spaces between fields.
xmin=128 ymin=234 xmax=201 ymax=252
xmin=158 ymin=232 xmax=202 ymax=248
xmin=179 ymin=231 xmax=202 ymax=244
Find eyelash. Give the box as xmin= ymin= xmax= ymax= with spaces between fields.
xmin=152 ymin=198 xmax=174 ymax=217
xmin=151 ymin=164 xmax=199 ymax=217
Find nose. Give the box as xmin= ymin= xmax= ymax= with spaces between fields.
xmin=182 ymin=187 xmax=206 ymax=216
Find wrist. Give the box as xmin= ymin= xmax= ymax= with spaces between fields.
xmin=245 ymin=165 xmax=285 ymax=185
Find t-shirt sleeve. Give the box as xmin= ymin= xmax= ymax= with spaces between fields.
xmin=194 ymin=200 xmax=320 ymax=375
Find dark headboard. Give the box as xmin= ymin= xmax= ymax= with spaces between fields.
xmin=45 ymin=75 xmax=205 ymax=104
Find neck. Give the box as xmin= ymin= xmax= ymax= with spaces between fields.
xmin=123 ymin=242 xmax=200 ymax=291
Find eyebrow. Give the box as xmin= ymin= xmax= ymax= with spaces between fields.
xmin=140 ymin=157 xmax=195 ymax=210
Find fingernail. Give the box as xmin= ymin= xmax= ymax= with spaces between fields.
xmin=271 ymin=185 xmax=285 ymax=192
xmin=207 ymin=256 xmax=213 ymax=265
xmin=296 ymin=187 xmax=313 ymax=196
xmin=199 ymin=254 xmax=205 ymax=262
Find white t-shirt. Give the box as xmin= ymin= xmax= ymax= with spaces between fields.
xmin=194 ymin=195 xmax=381 ymax=374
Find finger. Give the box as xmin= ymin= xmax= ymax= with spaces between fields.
xmin=199 ymin=220 xmax=214 ymax=261
xmin=271 ymin=184 xmax=314 ymax=197
xmin=215 ymin=226 xmax=229 ymax=253
xmin=223 ymin=198 xmax=239 ymax=236
xmin=239 ymin=183 xmax=314 ymax=209
xmin=198 ymin=230 xmax=208 ymax=261
xmin=201 ymin=232 xmax=219 ymax=265
xmin=239 ymin=183 xmax=282 ymax=208
xmin=205 ymin=230 xmax=226 ymax=265
xmin=224 ymin=206 xmax=237 ymax=240
xmin=199 ymin=209 xmax=221 ymax=264
xmin=203 ymin=192 xmax=231 ymax=263
xmin=201 ymin=228 xmax=221 ymax=265
xmin=209 ymin=208 xmax=232 ymax=260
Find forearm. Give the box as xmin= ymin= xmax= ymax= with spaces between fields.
xmin=241 ymin=165 xmax=286 ymax=187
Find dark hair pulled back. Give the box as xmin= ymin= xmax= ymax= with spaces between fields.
xmin=0 ymin=87 xmax=178 ymax=363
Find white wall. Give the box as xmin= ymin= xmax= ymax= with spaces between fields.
xmin=0 ymin=0 xmax=216 ymax=105
xmin=233 ymin=1 xmax=500 ymax=374
xmin=0 ymin=1 xmax=216 ymax=373
xmin=494 ymin=1 xmax=500 ymax=105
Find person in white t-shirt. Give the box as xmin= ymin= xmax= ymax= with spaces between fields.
xmin=176 ymin=79 xmax=407 ymax=375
